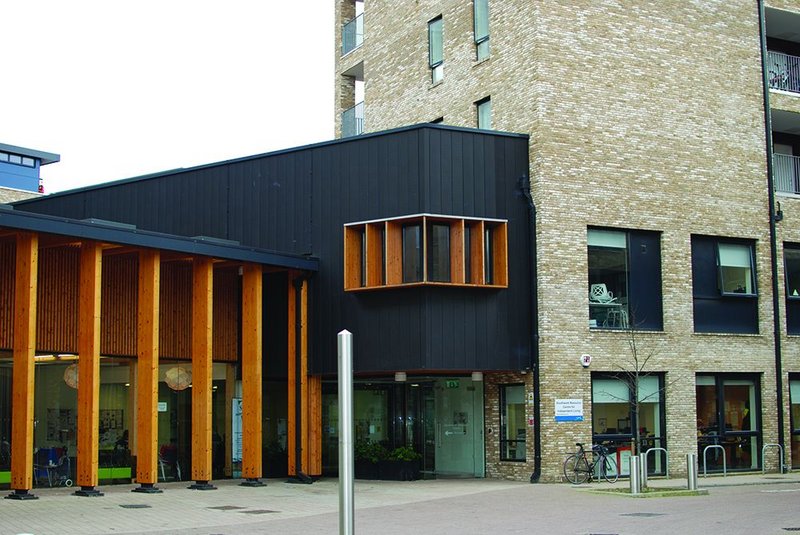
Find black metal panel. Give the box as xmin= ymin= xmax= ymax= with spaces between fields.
xmin=15 ymin=125 xmax=531 ymax=376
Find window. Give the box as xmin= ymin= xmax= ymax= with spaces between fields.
xmin=427 ymin=223 xmax=451 ymax=282
xmin=696 ymin=374 xmax=760 ymax=472
xmin=587 ymin=228 xmax=662 ymax=330
xmin=500 ymin=384 xmax=525 ymax=461
xmin=691 ymin=235 xmax=758 ymax=333
xmin=784 ymin=245 xmax=800 ymax=334
xmin=344 ymin=214 xmax=508 ymax=290
xmin=428 ymin=16 xmax=443 ymax=84
xmin=473 ymin=0 xmax=489 ymax=60
xmin=592 ymin=374 xmax=666 ymax=476
xmin=791 ymin=376 xmax=800 ymax=469
xmin=0 ymin=151 xmax=37 ymax=167
xmin=476 ymin=97 xmax=491 ymax=130
xmin=402 ymin=224 xmax=422 ymax=283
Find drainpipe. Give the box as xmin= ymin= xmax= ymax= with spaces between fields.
xmin=519 ymin=175 xmax=542 ymax=483
xmin=757 ymin=0 xmax=786 ymax=466
xmin=289 ymin=273 xmax=314 ymax=484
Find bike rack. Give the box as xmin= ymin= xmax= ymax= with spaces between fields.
xmin=702 ymin=444 xmax=726 ymax=477
xmin=761 ymin=443 xmax=785 ymax=475
xmin=645 ymin=447 xmax=669 ymax=479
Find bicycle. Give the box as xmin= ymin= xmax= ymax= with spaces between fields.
xmin=563 ymin=442 xmax=618 ymax=484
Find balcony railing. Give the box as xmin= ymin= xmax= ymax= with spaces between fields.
xmin=775 ymin=153 xmax=800 ymax=194
xmin=767 ymin=51 xmax=800 ymax=94
xmin=341 ymin=101 xmax=364 ymax=138
xmin=342 ymin=14 xmax=364 ymax=55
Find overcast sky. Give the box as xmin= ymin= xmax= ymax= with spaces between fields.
xmin=2 ymin=1 xmax=335 ymax=193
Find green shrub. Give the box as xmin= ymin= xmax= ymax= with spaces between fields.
xmin=388 ymin=446 xmax=421 ymax=461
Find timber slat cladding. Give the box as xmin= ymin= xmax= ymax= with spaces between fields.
xmin=36 ymin=246 xmax=79 ymax=353
xmin=101 ymin=254 xmax=138 ymax=357
xmin=0 ymin=240 xmax=14 ymax=349
xmin=212 ymin=267 xmax=239 ymax=362
xmin=159 ymin=262 xmax=192 ymax=360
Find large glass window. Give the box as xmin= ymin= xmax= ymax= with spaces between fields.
xmin=696 ymin=374 xmax=760 ymax=472
xmin=790 ymin=377 xmax=800 ymax=469
xmin=427 ymin=223 xmax=451 ymax=282
xmin=692 ymin=236 xmax=758 ymax=333
xmin=588 ymin=228 xmax=662 ymax=330
xmin=784 ymin=245 xmax=800 ymax=334
xmin=499 ymin=384 xmax=525 ymax=461
xmin=592 ymin=374 xmax=665 ymax=476
xmin=473 ymin=0 xmax=489 ymax=60
xmin=402 ymin=224 xmax=422 ymax=283
xmin=0 ymin=356 xmax=11 ymax=486
xmin=428 ymin=16 xmax=443 ymax=84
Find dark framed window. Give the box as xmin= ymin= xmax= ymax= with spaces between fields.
xmin=483 ymin=225 xmax=493 ymax=284
xmin=691 ymin=235 xmax=758 ymax=333
xmin=784 ymin=245 xmax=800 ymax=334
xmin=592 ymin=373 xmax=666 ymax=476
xmin=428 ymin=16 xmax=443 ymax=84
xmin=696 ymin=374 xmax=761 ymax=472
xmin=587 ymin=227 xmax=662 ymax=330
xmin=499 ymin=384 xmax=525 ymax=461
xmin=473 ymin=0 xmax=489 ymax=60
xmin=476 ymin=96 xmax=491 ymax=130
xmin=402 ymin=224 xmax=422 ymax=283
xmin=427 ymin=223 xmax=451 ymax=282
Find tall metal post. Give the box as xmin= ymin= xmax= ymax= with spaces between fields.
xmin=338 ymin=330 xmax=354 ymax=535
xmin=629 ymin=456 xmax=641 ymax=495
xmin=687 ymin=453 xmax=698 ymax=491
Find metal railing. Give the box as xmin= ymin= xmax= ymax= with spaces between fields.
xmin=768 ymin=51 xmax=800 ymax=94
xmin=762 ymin=443 xmax=785 ymax=474
xmin=645 ymin=447 xmax=669 ymax=479
xmin=702 ymin=444 xmax=726 ymax=477
xmin=775 ymin=153 xmax=800 ymax=194
xmin=342 ymin=14 xmax=364 ymax=55
xmin=341 ymin=101 xmax=364 ymax=138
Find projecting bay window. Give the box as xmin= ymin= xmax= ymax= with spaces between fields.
xmin=344 ymin=214 xmax=507 ymax=290
xmin=428 ymin=16 xmax=444 ymax=84
xmin=473 ymin=0 xmax=489 ymax=61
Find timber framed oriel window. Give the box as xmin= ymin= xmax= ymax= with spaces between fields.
xmin=344 ymin=213 xmax=507 ymax=290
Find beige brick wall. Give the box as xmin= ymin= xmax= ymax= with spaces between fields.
xmin=336 ymin=0 xmax=800 ymax=481
xmin=0 ymin=187 xmax=40 ymax=204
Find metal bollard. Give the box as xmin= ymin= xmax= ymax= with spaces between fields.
xmin=629 ymin=456 xmax=641 ymax=495
xmin=686 ymin=453 xmax=698 ymax=491
xmin=639 ymin=453 xmax=648 ymax=489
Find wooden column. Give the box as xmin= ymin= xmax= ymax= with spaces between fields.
xmin=7 ymin=232 xmax=38 ymax=500
xmin=287 ymin=274 xmax=311 ymax=480
xmin=76 ymin=241 xmax=103 ymax=496
xmin=190 ymin=257 xmax=215 ymax=489
xmin=241 ymin=263 xmax=263 ymax=485
xmin=307 ymin=375 xmax=322 ymax=476
xmin=134 ymin=249 xmax=161 ymax=492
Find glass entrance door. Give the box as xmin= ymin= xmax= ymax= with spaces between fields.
xmin=433 ymin=378 xmax=484 ymax=477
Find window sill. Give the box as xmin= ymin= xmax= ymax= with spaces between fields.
xmin=473 ymin=56 xmax=491 ymax=67
xmin=691 ymin=331 xmax=763 ymax=338
xmin=429 ymin=80 xmax=444 ymax=90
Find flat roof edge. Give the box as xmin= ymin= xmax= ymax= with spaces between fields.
xmin=0 ymin=143 xmax=60 ymax=165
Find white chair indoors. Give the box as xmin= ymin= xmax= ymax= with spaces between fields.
xmin=589 ymin=283 xmax=617 ymax=303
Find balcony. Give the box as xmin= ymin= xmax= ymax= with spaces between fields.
xmin=342 ymin=101 xmax=364 ymax=138
xmin=768 ymin=51 xmax=800 ymax=94
xmin=775 ymin=153 xmax=800 ymax=194
xmin=342 ymin=14 xmax=363 ymax=56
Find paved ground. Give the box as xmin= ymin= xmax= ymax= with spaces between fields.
xmin=1 ymin=472 xmax=799 ymax=535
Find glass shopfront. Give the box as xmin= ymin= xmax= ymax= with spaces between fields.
xmin=790 ymin=376 xmax=800 ymax=469
xmin=0 ymin=357 xmax=11 ymax=486
xmin=321 ymin=377 xmax=485 ymax=479
xmin=696 ymin=374 xmax=760 ymax=471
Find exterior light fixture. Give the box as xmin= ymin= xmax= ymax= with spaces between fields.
xmin=471 ymin=371 xmax=484 ymax=382
xmin=394 ymin=371 xmax=407 ymax=382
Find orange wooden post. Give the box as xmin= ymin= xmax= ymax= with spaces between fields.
xmin=288 ymin=274 xmax=313 ymax=481
xmin=299 ymin=278 xmax=309 ymax=474
xmin=307 ymin=375 xmax=322 ymax=476
xmin=241 ymin=263 xmax=264 ymax=485
xmin=76 ymin=241 xmax=103 ymax=496
xmin=190 ymin=257 xmax=215 ymax=490
xmin=7 ymin=232 xmax=38 ymax=500
xmin=133 ymin=249 xmax=161 ymax=493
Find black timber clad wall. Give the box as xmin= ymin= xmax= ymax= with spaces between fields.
xmin=17 ymin=126 xmax=531 ymax=376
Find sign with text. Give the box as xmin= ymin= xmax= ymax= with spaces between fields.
xmin=554 ymin=399 xmax=584 ymax=422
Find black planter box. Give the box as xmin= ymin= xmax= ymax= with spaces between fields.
xmin=378 ymin=459 xmax=420 ymax=481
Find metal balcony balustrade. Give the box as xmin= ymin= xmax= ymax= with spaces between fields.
xmin=767 ymin=51 xmax=800 ymax=94
xmin=341 ymin=101 xmax=364 ymax=138
xmin=342 ymin=14 xmax=364 ymax=55
xmin=775 ymin=153 xmax=800 ymax=194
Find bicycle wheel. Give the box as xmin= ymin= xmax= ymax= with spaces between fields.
xmin=600 ymin=455 xmax=618 ymax=483
xmin=563 ymin=453 xmax=590 ymax=484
